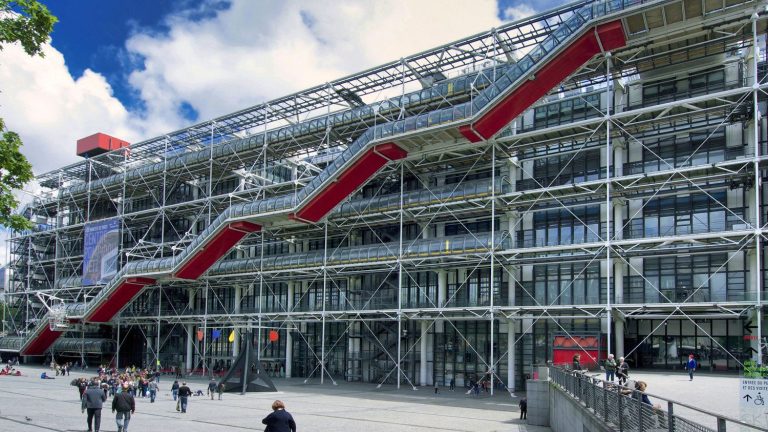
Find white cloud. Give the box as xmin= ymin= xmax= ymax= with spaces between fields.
xmin=503 ymin=4 xmax=537 ymax=22
xmin=124 ymin=0 xmax=503 ymax=123
xmin=1 ymin=0 xmax=504 ymax=178
xmin=0 ymin=43 xmax=140 ymax=174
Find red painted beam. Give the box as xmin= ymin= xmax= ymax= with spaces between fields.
xmin=596 ymin=21 xmax=626 ymax=51
xmin=294 ymin=143 xmax=407 ymax=223
xmin=86 ymin=277 xmax=157 ymax=322
xmin=20 ymin=326 xmax=63 ymax=356
xmin=174 ymin=221 xmax=261 ymax=280
xmin=373 ymin=143 xmax=408 ymax=160
xmin=459 ymin=20 xmax=626 ymax=142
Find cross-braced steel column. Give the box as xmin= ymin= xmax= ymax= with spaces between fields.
xmin=605 ymin=51 xmax=613 ymax=358
xmin=751 ymin=12 xmax=763 ymax=363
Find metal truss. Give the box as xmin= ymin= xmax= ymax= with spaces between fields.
xmin=4 ymin=0 xmax=766 ymax=392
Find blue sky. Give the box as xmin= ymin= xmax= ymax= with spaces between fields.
xmin=1 ymin=0 xmax=556 ymax=177
xmin=41 ymin=0 xmax=230 ymax=118
xmin=40 ymin=0 xmax=556 ymax=121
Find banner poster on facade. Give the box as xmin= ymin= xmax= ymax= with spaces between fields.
xmin=740 ymin=360 xmax=768 ymax=429
xmin=82 ymin=219 xmax=120 ymax=285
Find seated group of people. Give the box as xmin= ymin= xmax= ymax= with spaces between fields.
xmin=0 ymin=365 xmax=20 ymax=376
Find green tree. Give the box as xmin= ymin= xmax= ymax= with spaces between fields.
xmin=0 ymin=0 xmax=57 ymax=231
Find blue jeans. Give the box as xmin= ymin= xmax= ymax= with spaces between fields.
xmin=172 ymin=389 xmax=178 ymax=400
xmin=149 ymin=389 xmax=156 ymax=403
xmin=180 ymin=396 xmax=188 ymax=412
xmin=116 ymin=411 xmax=131 ymax=432
xmin=606 ymin=370 xmax=615 ymax=381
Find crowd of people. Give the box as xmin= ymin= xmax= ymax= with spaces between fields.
xmin=52 ymin=364 xmax=242 ymax=431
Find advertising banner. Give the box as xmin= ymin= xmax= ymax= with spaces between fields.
xmin=82 ymin=219 xmax=120 ymax=285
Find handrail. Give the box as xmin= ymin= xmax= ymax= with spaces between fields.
xmin=550 ymin=365 xmax=768 ymax=431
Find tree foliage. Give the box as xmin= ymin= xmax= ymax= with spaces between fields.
xmin=0 ymin=0 xmax=56 ymax=57
xmin=0 ymin=0 xmax=56 ymax=231
xmin=0 ymin=119 xmax=33 ymax=231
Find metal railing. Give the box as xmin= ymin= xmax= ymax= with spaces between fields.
xmin=549 ymin=366 xmax=767 ymax=432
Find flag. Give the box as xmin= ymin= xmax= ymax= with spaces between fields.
xmin=212 ymin=329 xmax=221 ymax=340
xmin=196 ymin=329 xmax=204 ymax=341
xmin=228 ymin=331 xmax=236 ymax=343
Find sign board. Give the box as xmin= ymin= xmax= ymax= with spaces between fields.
xmin=82 ymin=219 xmax=120 ymax=285
xmin=741 ymin=361 xmax=768 ymax=428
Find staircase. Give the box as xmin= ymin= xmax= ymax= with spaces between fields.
xmin=19 ymin=0 xmax=634 ymax=356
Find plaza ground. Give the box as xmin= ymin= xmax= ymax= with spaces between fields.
xmin=0 ymin=366 xmax=748 ymax=431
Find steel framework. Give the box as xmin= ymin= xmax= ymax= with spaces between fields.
xmin=2 ymin=0 xmax=766 ymax=393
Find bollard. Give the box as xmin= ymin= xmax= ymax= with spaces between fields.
xmin=617 ymin=385 xmax=623 ymax=432
xmin=667 ymin=401 xmax=674 ymax=432
xmin=717 ymin=417 xmax=726 ymax=432
xmin=592 ymin=377 xmax=598 ymax=413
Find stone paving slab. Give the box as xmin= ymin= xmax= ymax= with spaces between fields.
xmin=0 ymin=366 xmax=548 ymax=432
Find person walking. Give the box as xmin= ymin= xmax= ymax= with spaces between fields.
xmin=617 ymin=357 xmax=629 ymax=386
xmin=177 ymin=381 xmax=192 ymax=413
xmin=217 ymin=382 xmax=225 ymax=400
xmin=605 ymin=354 xmax=617 ymax=382
xmin=449 ymin=377 xmax=455 ymax=391
xmin=77 ymin=377 xmax=88 ymax=399
xmin=208 ymin=378 xmax=217 ymax=400
xmin=171 ymin=380 xmax=180 ymax=401
xmin=262 ymin=400 xmax=296 ymax=432
xmin=519 ymin=398 xmax=527 ymax=420
xmin=686 ymin=354 xmax=697 ymax=381
xmin=82 ymin=380 xmax=106 ymax=432
xmin=148 ymin=379 xmax=158 ymax=403
xmin=434 ymin=379 xmax=439 ymax=394
xmin=112 ymin=382 xmax=135 ymax=432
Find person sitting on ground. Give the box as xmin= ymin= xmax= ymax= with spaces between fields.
xmin=40 ymin=371 xmax=54 ymax=379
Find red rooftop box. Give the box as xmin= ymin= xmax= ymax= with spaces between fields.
xmin=76 ymin=133 xmax=130 ymax=157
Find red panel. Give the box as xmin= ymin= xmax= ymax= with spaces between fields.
xmin=87 ymin=279 xmax=154 ymax=322
xmin=20 ymin=327 xmax=63 ymax=356
xmin=174 ymin=222 xmax=261 ymax=280
xmin=125 ymin=277 xmax=157 ymax=285
xmin=553 ymin=349 xmax=600 ymax=368
xmin=460 ymin=20 xmax=626 ymax=141
xmin=596 ymin=21 xmax=626 ymax=52
xmin=227 ymin=221 xmax=262 ymax=233
xmin=76 ymin=133 xmax=130 ymax=157
xmin=296 ymin=149 xmax=388 ymax=222
xmin=373 ymin=143 xmax=408 ymax=160
xmin=458 ymin=125 xmax=483 ymax=143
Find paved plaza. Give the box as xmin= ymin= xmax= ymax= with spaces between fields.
xmin=0 ymin=366 xmax=545 ymax=432
xmin=0 ymin=366 xmax=752 ymax=431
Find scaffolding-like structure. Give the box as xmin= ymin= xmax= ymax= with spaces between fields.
xmin=2 ymin=0 xmax=767 ymax=392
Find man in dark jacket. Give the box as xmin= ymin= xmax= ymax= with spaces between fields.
xmin=177 ymin=381 xmax=192 ymax=413
xmin=82 ymin=380 xmax=107 ymax=432
xmin=262 ymin=400 xmax=296 ymax=432
xmin=112 ymin=382 xmax=135 ymax=432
